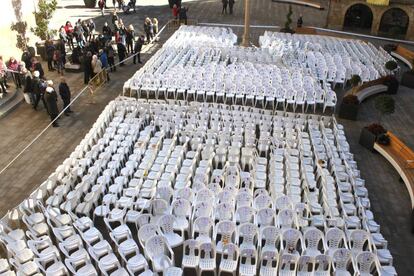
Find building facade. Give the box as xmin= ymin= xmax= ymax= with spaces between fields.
xmin=327 ymin=0 xmax=414 ymax=40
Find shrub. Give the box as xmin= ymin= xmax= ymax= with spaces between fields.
xmin=377 ymin=133 xmax=390 ymax=145
xmin=31 ymin=0 xmax=58 ymax=40
xmin=284 ymin=5 xmax=293 ymax=31
xmin=385 ymin=60 xmax=398 ymax=72
xmin=350 ymin=75 xmax=361 ymax=87
xmin=366 ymin=123 xmax=386 ymax=136
xmin=342 ymin=94 xmax=359 ymax=105
xmin=375 ymin=95 xmax=395 ymax=123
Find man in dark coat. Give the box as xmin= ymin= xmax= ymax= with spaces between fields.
xmin=46 ymin=41 xmax=56 ymax=71
xmin=44 ymin=81 xmax=59 ymax=127
xmin=83 ymin=51 xmax=93 ymax=84
xmin=117 ymin=42 xmax=127 ymax=66
xmin=133 ymin=35 xmax=144 ymax=64
xmin=31 ymin=71 xmax=42 ymax=110
xmin=179 ymin=6 xmax=188 ymax=25
xmin=229 ymin=0 xmax=235 ymax=14
xmin=58 ymin=77 xmax=72 ymax=115
xmin=222 ymin=0 xmax=228 ymax=14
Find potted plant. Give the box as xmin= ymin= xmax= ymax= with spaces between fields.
xmin=338 ymin=94 xmax=359 ymax=120
xmin=359 ymin=95 xmax=395 ymax=150
xmin=31 ymin=0 xmax=58 ymax=60
xmin=280 ymin=6 xmax=295 ymax=34
xmin=84 ymin=0 xmax=97 ymax=8
xmin=385 ymin=60 xmax=398 ymax=74
xmin=349 ymin=74 xmax=361 ymax=90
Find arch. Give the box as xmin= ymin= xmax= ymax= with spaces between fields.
xmin=379 ymin=8 xmax=409 ymax=39
xmin=343 ymin=4 xmax=373 ymax=32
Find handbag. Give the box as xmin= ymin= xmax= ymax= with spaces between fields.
xmin=23 ymin=92 xmax=31 ymax=104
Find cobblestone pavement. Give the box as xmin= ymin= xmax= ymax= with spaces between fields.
xmin=0 ymin=1 xmax=413 ymax=275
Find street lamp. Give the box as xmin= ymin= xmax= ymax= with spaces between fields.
xmin=241 ymin=0 xmax=251 ymax=47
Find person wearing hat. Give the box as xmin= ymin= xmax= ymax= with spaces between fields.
xmin=31 ymin=71 xmax=42 ymax=110
xmin=44 ymin=80 xmax=59 ymax=127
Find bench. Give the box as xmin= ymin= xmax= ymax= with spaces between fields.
xmin=374 ymin=131 xmax=414 ymax=209
xmin=344 ymin=77 xmax=388 ymax=102
xmin=391 ymin=45 xmax=414 ymax=70
xmin=354 ymin=84 xmax=388 ymax=102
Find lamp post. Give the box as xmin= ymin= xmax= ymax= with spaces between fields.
xmin=241 ymin=0 xmax=251 ymax=47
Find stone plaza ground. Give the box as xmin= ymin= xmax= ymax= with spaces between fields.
xmin=0 ymin=0 xmax=413 ymax=274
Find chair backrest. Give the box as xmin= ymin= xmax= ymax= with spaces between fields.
xmin=356 ymin=251 xmax=378 ymax=275
xmin=260 ymin=225 xmax=281 ymax=249
xmin=183 ymin=239 xmax=200 ymax=258
xmin=304 ymin=228 xmax=324 ymax=251
xmin=297 ymin=255 xmax=314 ymax=273
xmin=215 ymin=220 xmax=236 ymax=244
xmin=257 ymin=207 xmax=276 ymax=227
xmin=349 ymin=230 xmax=371 ymax=253
xmin=332 ymin=248 xmax=353 ymax=272
xmin=222 ymin=243 xmax=239 ymax=261
xmin=138 ymin=223 xmax=159 ymax=247
xmin=325 ymin=227 xmax=346 ymax=251
xmin=172 ymin=198 xmax=191 ymax=218
xmin=238 ymin=223 xmax=258 ymax=246
xmin=282 ymin=228 xmax=302 ymax=254
xmin=146 ymin=235 xmax=168 ymax=258
xmin=235 ymin=206 xmax=255 ymax=224
xmin=314 ymin=254 xmax=332 ymax=273
xmin=200 ymin=242 xmax=215 ymax=259
xmin=278 ymin=253 xmax=298 ymax=273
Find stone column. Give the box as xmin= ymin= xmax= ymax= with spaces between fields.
xmin=242 ymin=0 xmax=251 ymax=47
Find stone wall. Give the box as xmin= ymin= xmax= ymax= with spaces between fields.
xmin=327 ymin=0 xmax=414 ymax=40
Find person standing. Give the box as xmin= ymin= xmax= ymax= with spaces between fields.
xmin=91 ymin=54 xmax=102 ymax=78
xmin=88 ymin=19 xmax=96 ymax=41
xmin=133 ymin=35 xmax=144 ymax=64
xmin=31 ymin=57 xmax=44 ymax=79
xmin=44 ymin=81 xmax=59 ymax=127
xmin=21 ymin=48 xmax=33 ymax=70
xmin=106 ymin=44 xmax=116 ymax=72
xmin=117 ymin=42 xmax=127 ymax=66
xmin=179 ymin=6 xmax=188 ymax=25
xmin=83 ymin=51 xmax=93 ymax=84
xmin=23 ymin=68 xmax=32 ymax=103
xmin=144 ymin=18 xmax=153 ymax=44
xmin=172 ymin=4 xmax=179 ymax=19
xmin=229 ymin=0 xmax=235 ymax=14
xmin=7 ymin=57 xmax=22 ymax=88
xmin=46 ymin=41 xmax=56 ymax=71
xmin=99 ymin=49 xmax=110 ymax=81
xmin=152 ymin=18 xmax=159 ymax=37
xmin=58 ymin=77 xmax=72 ymax=115
xmin=126 ymin=25 xmax=135 ymax=55
xmin=98 ymin=0 xmax=105 ymax=16
xmin=297 ymin=14 xmax=303 ymax=28
xmin=64 ymin=21 xmax=75 ymax=49
xmin=102 ymin=22 xmax=112 ymax=43
xmin=222 ymin=0 xmax=228 ymax=14
xmin=30 ymin=71 xmax=40 ymax=109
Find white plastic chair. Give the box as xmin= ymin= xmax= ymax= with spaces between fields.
xmin=145 ymin=235 xmax=174 ymax=273
xmin=218 ymin=243 xmax=239 ymax=276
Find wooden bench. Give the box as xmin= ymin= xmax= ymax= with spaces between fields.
xmin=344 ymin=77 xmax=388 ymax=102
xmin=391 ymin=45 xmax=414 ymax=70
xmin=374 ymin=131 xmax=414 ymax=209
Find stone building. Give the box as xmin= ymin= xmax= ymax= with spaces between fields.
xmin=326 ymin=0 xmax=414 ymax=40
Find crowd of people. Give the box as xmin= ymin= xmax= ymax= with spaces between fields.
xmin=1 ymin=5 xmax=164 ymax=127
xmin=221 ymin=0 xmax=236 ymax=15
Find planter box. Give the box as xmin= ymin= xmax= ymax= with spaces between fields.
xmin=384 ymin=77 xmax=399 ymax=94
xmin=401 ymin=71 xmax=414 ymax=88
xmin=84 ymin=0 xmax=97 ymax=8
xmin=359 ymin=128 xmax=378 ymax=151
xmin=338 ymin=102 xmax=359 ymax=120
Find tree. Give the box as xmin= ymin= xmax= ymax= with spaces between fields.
xmin=30 ymin=0 xmax=58 ymax=40
xmin=10 ymin=0 xmax=29 ymax=51
xmin=284 ymin=5 xmax=293 ymax=31
xmin=374 ymin=95 xmax=395 ymax=124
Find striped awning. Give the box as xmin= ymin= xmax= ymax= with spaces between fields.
xmin=366 ymin=0 xmax=389 ymax=6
